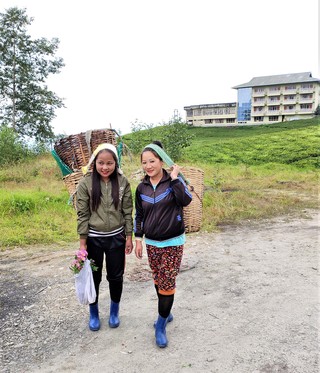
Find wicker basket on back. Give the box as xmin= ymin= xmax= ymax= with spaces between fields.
xmin=63 ymin=171 xmax=83 ymax=208
xmin=55 ymin=129 xmax=117 ymax=207
xmin=180 ymin=167 xmax=204 ymax=233
xmin=56 ymin=131 xmax=204 ymax=234
xmin=63 ymin=166 xmax=204 ymax=232
xmin=54 ymin=129 xmax=117 ymax=172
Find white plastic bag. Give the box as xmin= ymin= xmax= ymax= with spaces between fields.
xmin=74 ymin=259 xmax=96 ymax=305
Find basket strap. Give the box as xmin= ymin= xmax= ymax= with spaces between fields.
xmin=85 ymin=130 xmax=93 ymax=156
xmin=77 ymin=135 xmax=87 ymax=164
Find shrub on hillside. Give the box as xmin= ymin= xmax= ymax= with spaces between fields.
xmin=125 ymin=117 xmax=194 ymax=161
xmin=0 ymin=126 xmax=30 ymax=165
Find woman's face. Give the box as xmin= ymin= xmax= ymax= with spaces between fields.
xmin=141 ymin=151 xmax=163 ymax=180
xmin=95 ymin=150 xmax=116 ymax=182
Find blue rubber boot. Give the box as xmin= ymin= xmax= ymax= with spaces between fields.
xmin=89 ymin=304 xmax=100 ymax=331
xmin=109 ymin=300 xmax=120 ymax=328
xmin=153 ymin=313 xmax=173 ymax=328
xmin=167 ymin=313 xmax=174 ymax=323
xmin=155 ymin=315 xmax=168 ymax=348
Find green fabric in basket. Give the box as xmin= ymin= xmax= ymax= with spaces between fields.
xmin=51 ymin=149 xmax=73 ymax=176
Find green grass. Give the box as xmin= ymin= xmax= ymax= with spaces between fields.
xmin=181 ymin=117 xmax=320 ymax=168
xmin=0 ymin=118 xmax=319 ymax=249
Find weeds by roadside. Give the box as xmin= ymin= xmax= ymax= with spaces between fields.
xmin=0 ymin=119 xmax=319 ymax=249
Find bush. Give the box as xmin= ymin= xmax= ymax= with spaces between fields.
xmin=158 ymin=117 xmax=194 ymax=160
xmin=124 ymin=117 xmax=194 ymax=161
xmin=0 ymin=126 xmax=30 ymax=165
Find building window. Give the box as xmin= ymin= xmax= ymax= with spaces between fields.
xmin=269 ymin=116 xmax=279 ymax=121
xmin=254 ymin=117 xmax=263 ymax=122
xmin=301 ymin=84 xmax=313 ymax=89
xmin=269 ymin=106 xmax=280 ymax=111
xmin=204 ymin=119 xmax=213 ymax=124
xmin=284 ymin=95 xmax=295 ymax=100
xmin=301 ymin=94 xmax=313 ymax=99
xmin=226 ymin=118 xmax=235 ymax=123
xmin=300 ymin=104 xmax=312 ymax=109
xmin=284 ymin=85 xmax=296 ymax=90
xmin=203 ymin=109 xmax=213 ymax=115
xmin=254 ymin=88 xmax=264 ymax=93
xmin=284 ymin=105 xmax=295 ymax=110
xmin=254 ymin=106 xmax=264 ymax=112
xmin=269 ymin=96 xmax=280 ymax=102
xmin=215 ymin=119 xmax=224 ymax=123
xmin=194 ymin=109 xmax=202 ymax=116
xmin=237 ymin=87 xmax=252 ymax=121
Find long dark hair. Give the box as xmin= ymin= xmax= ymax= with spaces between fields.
xmin=91 ymin=149 xmax=120 ymax=211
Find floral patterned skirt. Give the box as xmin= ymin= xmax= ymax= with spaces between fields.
xmin=146 ymin=244 xmax=184 ymax=295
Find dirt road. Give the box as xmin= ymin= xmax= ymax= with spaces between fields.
xmin=1 ymin=209 xmax=319 ymax=373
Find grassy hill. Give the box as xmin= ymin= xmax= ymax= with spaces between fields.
xmin=182 ymin=118 xmax=319 ymax=169
xmin=0 ymin=118 xmax=319 ymax=249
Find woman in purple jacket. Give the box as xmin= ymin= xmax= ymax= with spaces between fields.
xmin=134 ymin=141 xmax=192 ymax=348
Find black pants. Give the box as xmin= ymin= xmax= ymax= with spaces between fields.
xmin=86 ymin=233 xmax=126 ymax=305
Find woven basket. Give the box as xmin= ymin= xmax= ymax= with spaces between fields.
xmin=90 ymin=129 xmax=117 ymax=151
xmin=181 ymin=167 xmax=204 ymax=233
xmin=63 ymin=166 xmax=204 ymax=233
xmin=63 ymin=171 xmax=84 ymax=208
xmin=54 ymin=129 xmax=116 ymax=171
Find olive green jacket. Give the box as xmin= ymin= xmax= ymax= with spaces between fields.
xmin=76 ymin=173 xmax=133 ymax=239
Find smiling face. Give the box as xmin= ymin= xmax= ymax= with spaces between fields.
xmin=141 ymin=150 xmax=163 ymax=181
xmin=95 ymin=149 xmax=116 ymax=182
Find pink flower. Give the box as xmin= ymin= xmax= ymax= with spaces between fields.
xmin=69 ymin=249 xmax=97 ymax=275
xmin=76 ymin=249 xmax=88 ymax=261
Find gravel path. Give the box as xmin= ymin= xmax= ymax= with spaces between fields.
xmin=0 ymin=209 xmax=319 ymax=373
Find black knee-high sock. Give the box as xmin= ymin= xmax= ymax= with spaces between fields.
xmin=154 ymin=284 xmax=159 ymax=298
xmin=158 ymin=294 xmax=174 ymax=318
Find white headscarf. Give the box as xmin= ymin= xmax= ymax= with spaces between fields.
xmin=81 ymin=143 xmax=123 ymax=175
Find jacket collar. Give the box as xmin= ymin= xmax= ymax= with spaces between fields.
xmin=142 ymin=168 xmax=170 ymax=185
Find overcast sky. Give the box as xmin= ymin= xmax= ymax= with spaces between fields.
xmin=1 ymin=0 xmax=319 ymax=136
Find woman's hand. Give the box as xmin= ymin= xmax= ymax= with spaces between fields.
xmin=125 ymin=236 xmax=133 ymax=254
xmin=135 ymin=240 xmax=143 ymax=259
xmin=79 ymin=238 xmax=87 ymax=251
xmin=170 ymin=164 xmax=180 ymax=180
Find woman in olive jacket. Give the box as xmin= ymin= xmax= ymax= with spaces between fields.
xmin=76 ymin=143 xmax=133 ymax=332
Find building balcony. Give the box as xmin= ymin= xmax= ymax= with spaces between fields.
xmin=267 ymin=110 xmax=281 ymax=115
xmin=252 ymin=111 xmax=267 ymax=116
xmin=252 ymin=100 xmax=266 ymax=106
xmin=267 ymin=100 xmax=281 ymax=105
xmin=299 ymin=98 xmax=314 ymax=103
xmin=298 ymin=108 xmax=314 ymax=113
xmin=283 ymin=99 xmax=296 ymax=104
xmin=300 ymin=88 xmax=315 ymax=94
xmin=267 ymin=90 xmax=281 ymax=96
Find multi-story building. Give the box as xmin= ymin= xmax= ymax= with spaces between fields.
xmin=184 ymin=102 xmax=237 ymax=126
xmin=184 ymin=72 xmax=320 ymax=126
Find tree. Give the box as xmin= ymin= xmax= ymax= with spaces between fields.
xmin=0 ymin=7 xmax=65 ymax=142
xmin=158 ymin=116 xmax=194 ymax=160
xmin=315 ymin=105 xmax=320 ymax=116
xmin=127 ymin=115 xmax=194 ymax=161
